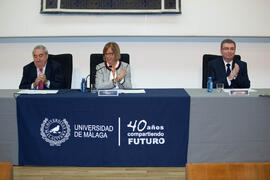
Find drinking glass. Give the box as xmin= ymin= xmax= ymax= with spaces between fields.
xmin=90 ymin=84 xmax=97 ymax=93
xmin=216 ymin=83 xmax=224 ymax=93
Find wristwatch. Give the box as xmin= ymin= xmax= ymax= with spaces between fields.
xmin=112 ymin=79 xmax=116 ymax=87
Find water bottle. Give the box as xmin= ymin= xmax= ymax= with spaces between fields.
xmin=207 ymin=77 xmax=213 ymax=93
xmin=81 ymin=78 xmax=86 ymax=93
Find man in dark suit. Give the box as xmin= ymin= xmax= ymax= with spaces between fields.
xmin=19 ymin=45 xmax=65 ymax=89
xmin=208 ymin=39 xmax=250 ymax=88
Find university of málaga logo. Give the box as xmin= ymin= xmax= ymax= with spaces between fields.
xmin=40 ymin=118 xmax=71 ymax=146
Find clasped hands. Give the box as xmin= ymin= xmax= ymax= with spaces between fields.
xmin=33 ymin=72 xmax=48 ymax=87
xmin=228 ymin=63 xmax=240 ymax=81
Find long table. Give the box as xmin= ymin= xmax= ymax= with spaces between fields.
xmin=16 ymin=89 xmax=190 ymax=166
xmin=1 ymin=89 xmax=270 ymax=166
xmin=0 ymin=90 xmax=18 ymax=165
xmin=186 ymin=89 xmax=270 ymax=163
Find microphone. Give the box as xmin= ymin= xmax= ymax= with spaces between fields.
xmin=96 ymin=65 xmax=106 ymax=72
xmin=85 ymin=65 xmax=106 ymax=91
xmin=85 ymin=74 xmax=91 ymax=91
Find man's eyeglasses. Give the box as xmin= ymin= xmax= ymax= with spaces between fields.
xmin=222 ymin=47 xmax=235 ymax=51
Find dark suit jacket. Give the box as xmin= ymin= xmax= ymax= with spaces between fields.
xmin=208 ymin=57 xmax=250 ymax=88
xmin=19 ymin=59 xmax=65 ymax=89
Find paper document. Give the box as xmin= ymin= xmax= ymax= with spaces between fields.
xmin=118 ymin=89 xmax=146 ymax=94
xmin=223 ymin=89 xmax=257 ymax=93
xmin=17 ymin=90 xmax=58 ymax=94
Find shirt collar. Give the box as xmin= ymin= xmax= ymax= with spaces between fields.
xmin=105 ymin=61 xmax=121 ymax=71
xmin=223 ymin=59 xmax=233 ymax=66
xmin=37 ymin=63 xmax=47 ymax=73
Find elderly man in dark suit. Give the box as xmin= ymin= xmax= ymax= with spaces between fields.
xmin=208 ymin=39 xmax=250 ymax=88
xmin=19 ymin=45 xmax=65 ymax=89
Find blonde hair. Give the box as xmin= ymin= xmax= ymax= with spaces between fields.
xmin=103 ymin=42 xmax=120 ymax=61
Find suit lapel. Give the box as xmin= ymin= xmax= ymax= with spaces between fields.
xmin=218 ymin=57 xmax=227 ymax=77
xmin=45 ymin=60 xmax=51 ymax=80
xmin=30 ymin=63 xmax=38 ymax=81
xmin=232 ymin=59 xmax=237 ymax=69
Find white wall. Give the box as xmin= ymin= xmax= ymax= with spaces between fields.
xmin=1 ymin=0 xmax=270 ymax=37
xmin=0 ymin=37 xmax=270 ymax=89
xmin=0 ymin=0 xmax=270 ymax=89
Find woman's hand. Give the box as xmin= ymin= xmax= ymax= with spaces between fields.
xmin=114 ymin=69 xmax=126 ymax=83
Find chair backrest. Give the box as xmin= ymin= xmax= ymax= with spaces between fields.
xmin=90 ymin=53 xmax=130 ymax=86
xmin=48 ymin=54 xmax=73 ymax=89
xmin=202 ymin=54 xmax=241 ymax=88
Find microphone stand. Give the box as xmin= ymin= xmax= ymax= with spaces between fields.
xmin=86 ymin=65 xmax=106 ymax=92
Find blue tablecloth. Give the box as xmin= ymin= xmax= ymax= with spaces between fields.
xmin=16 ymin=89 xmax=190 ymax=166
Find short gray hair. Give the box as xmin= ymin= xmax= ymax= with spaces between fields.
xmin=32 ymin=45 xmax=48 ymax=56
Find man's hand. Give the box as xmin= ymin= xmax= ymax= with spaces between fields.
xmin=39 ymin=72 xmax=48 ymax=85
xmin=33 ymin=73 xmax=48 ymax=87
xmin=228 ymin=63 xmax=239 ymax=81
